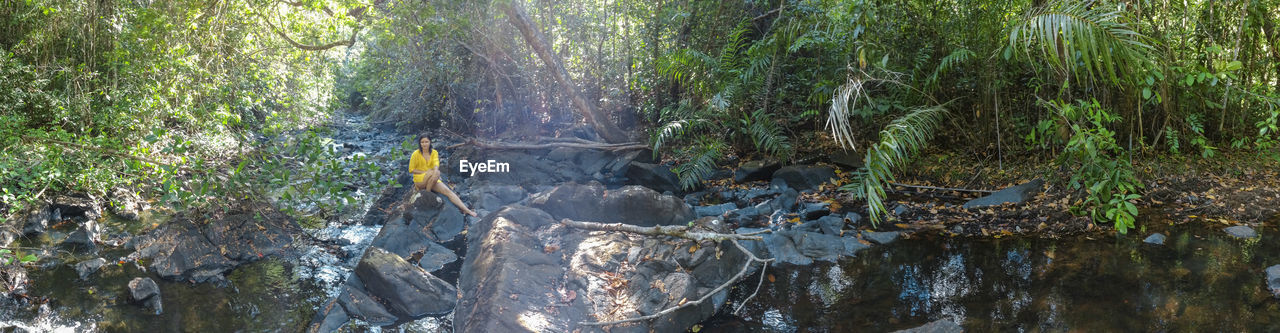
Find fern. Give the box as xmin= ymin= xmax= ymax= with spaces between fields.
xmin=673 ymin=138 xmax=725 ymax=191
xmin=742 ymin=109 xmax=794 ymax=160
xmin=842 ymin=106 xmax=949 ymax=226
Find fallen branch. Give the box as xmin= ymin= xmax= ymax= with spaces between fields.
xmin=561 ymin=219 xmax=773 ymax=327
xmin=887 ymin=182 xmax=996 ymax=194
xmin=447 ymin=138 xmax=648 ymax=151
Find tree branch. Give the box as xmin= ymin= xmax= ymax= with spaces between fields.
xmin=886 ymin=182 xmax=997 ymax=194
xmin=262 ymin=14 xmax=358 ymax=51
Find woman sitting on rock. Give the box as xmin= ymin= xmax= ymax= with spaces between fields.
xmin=409 ymin=134 xmax=477 ymax=217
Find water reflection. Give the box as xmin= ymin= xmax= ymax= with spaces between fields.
xmin=727 ymin=223 xmax=1280 ymax=331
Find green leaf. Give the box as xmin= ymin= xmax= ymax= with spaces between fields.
xmin=1142 ymin=88 xmax=1151 ymax=100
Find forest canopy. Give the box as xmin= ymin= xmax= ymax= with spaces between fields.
xmin=3 ymin=0 xmax=1280 ymax=233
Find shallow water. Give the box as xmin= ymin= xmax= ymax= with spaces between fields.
xmin=719 ymin=221 xmax=1280 ymax=332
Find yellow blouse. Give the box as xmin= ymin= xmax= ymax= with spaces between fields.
xmin=409 ymin=149 xmax=440 ymax=183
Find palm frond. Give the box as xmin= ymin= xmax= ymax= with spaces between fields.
xmin=673 ymin=138 xmax=725 ymax=191
xmin=927 ymin=48 xmax=975 ymax=88
xmin=745 ymin=109 xmax=794 ymax=160
xmin=1007 ymin=0 xmax=1152 ymax=86
xmin=827 ymin=75 xmax=872 ymax=150
xmin=842 ymin=106 xmax=949 ymax=226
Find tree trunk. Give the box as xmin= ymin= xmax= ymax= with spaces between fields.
xmin=1265 ymin=11 xmax=1280 ymax=92
xmin=501 ymin=1 xmax=629 ymax=143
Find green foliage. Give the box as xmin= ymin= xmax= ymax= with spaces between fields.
xmin=841 ymin=106 xmax=949 ymax=226
xmin=0 ymin=249 xmax=37 ymax=266
xmin=1045 ymin=99 xmax=1143 ymax=234
xmin=1006 ymin=0 xmax=1152 ymax=87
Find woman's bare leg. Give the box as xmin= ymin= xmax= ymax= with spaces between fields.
xmin=431 ymin=181 xmax=477 ymax=216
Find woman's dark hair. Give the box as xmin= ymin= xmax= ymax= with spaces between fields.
xmin=416 ymin=134 xmax=431 ymax=153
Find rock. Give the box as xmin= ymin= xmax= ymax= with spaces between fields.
xmin=791 ymin=231 xmax=844 ymax=262
xmin=1225 ymin=226 xmax=1259 ymax=239
xmin=625 ymin=162 xmax=683 ymax=194
xmin=52 ymin=193 xmax=101 ymax=222
xmin=843 ymin=236 xmax=871 ymax=257
xmin=308 ymin=298 xmax=351 ymax=333
xmin=1143 ymin=233 xmax=1167 ymax=246
xmin=109 ymin=187 xmax=149 ymax=221
xmin=531 ymin=183 xmax=694 ymax=227
xmin=962 ymin=179 xmax=1045 ymax=209
xmin=811 ymin=215 xmax=845 ymax=235
xmin=457 ymin=206 xmax=744 ymax=333
xmin=128 ymin=277 xmax=163 ymax=315
xmin=760 ymin=230 xmax=812 ymax=266
xmin=1266 ymin=265 xmax=1280 ymax=298
xmin=725 ymin=206 xmax=763 ymax=225
xmin=336 ymin=276 xmax=397 ymax=326
xmin=801 ymin=203 xmax=831 ymax=220
xmin=1 ymin=266 xmax=27 ymax=298
xmin=0 ymin=231 xmax=13 ymax=248
xmin=734 ymin=160 xmax=781 ymax=183
xmin=893 ymin=204 xmax=909 ymax=216
xmin=772 ymin=165 xmax=836 ymax=191
xmin=416 ymin=242 xmax=458 ymax=273
xmin=845 ymin=212 xmax=863 ymax=226
xmin=22 ymin=205 xmax=50 ymax=236
xmin=892 ymin=319 xmax=963 ymax=333
xmin=756 ymin=188 xmax=799 ymax=213
xmin=545 ymin=147 xmax=580 ymax=162
xmin=75 ymin=258 xmax=107 ymax=280
xmin=355 ymin=247 xmax=458 ymax=317
xmin=61 ymin=220 xmax=101 ymax=252
xmin=827 ymin=150 xmax=864 ymax=170
xmin=695 ymin=203 xmax=737 ymax=217
xmin=862 ymin=230 xmax=900 ymax=245
xmin=132 ymin=201 xmax=298 ymax=283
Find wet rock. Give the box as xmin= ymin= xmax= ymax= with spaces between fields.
xmin=52 ymin=193 xmax=101 ymax=222
xmin=761 ymin=230 xmax=813 ymax=266
xmin=792 ymin=231 xmax=844 ymax=262
xmin=61 ymin=220 xmax=101 ymax=252
xmin=734 ymin=160 xmax=780 ymax=183
xmin=1225 ymin=226 xmax=1258 ymax=239
xmin=843 ymin=236 xmax=871 ymax=257
xmin=416 ymin=242 xmax=458 ymax=273
xmin=892 ymin=319 xmax=963 ymax=333
xmin=22 ymin=205 xmax=50 ymax=236
xmin=772 ymin=165 xmax=836 ymax=191
xmin=307 ymin=298 xmax=351 ymax=333
xmin=355 ymin=247 xmax=458 ymax=317
xmin=625 ymin=162 xmax=683 ymax=194
xmin=962 ymin=179 xmax=1045 ymax=209
xmin=132 ymin=202 xmax=298 ymax=283
xmin=1143 ymin=233 xmax=1167 ymax=246
xmin=75 ymin=258 xmax=107 ymax=280
xmin=128 ymin=277 xmax=163 ymax=315
xmin=695 ymin=203 xmax=737 ymax=217
xmin=1266 ymin=265 xmax=1280 ymax=298
xmin=336 ymin=276 xmax=397 ymax=326
xmin=862 ymin=230 xmax=900 ymax=245
xmin=801 ymin=203 xmax=831 ymax=220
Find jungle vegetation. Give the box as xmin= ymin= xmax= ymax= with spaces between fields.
xmin=3 ymin=0 xmax=1280 ymax=234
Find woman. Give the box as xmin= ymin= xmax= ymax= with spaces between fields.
xmin=409 ymin=134 xmax=477 ymax=217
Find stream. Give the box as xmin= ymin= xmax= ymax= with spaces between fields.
xmin=4 ymin=114 xmax=1280 ymax=332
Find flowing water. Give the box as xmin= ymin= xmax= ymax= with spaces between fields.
xmin=718 ymin=219 xmax=1280 ymax=332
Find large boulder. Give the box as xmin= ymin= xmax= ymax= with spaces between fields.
xmin=456 ymin=207 xmax=746 ymax=333
xmin=962 ymin=179 xmax=1045 ymax=209
xmin=52 ymin=193 xmax=101 ymax=222
xmin=531 ymin=184 xmax=694 ymax=227
xmin=772 ymin=165 xmax=836 ymax=191
xmin=61 ymin=220 xmax=101 ymax=252
xmin=354 ymin=247 xmax=458 ymax=318
xmin=734 ymin=160 xmax=781 ymax=183
xmin=21 ymin=205 xmax=51 ymax=237
xmin=625 ymin=162 xmax=682 ymax=194
xmin=131 ymin=202 xmax=298 ymax=283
